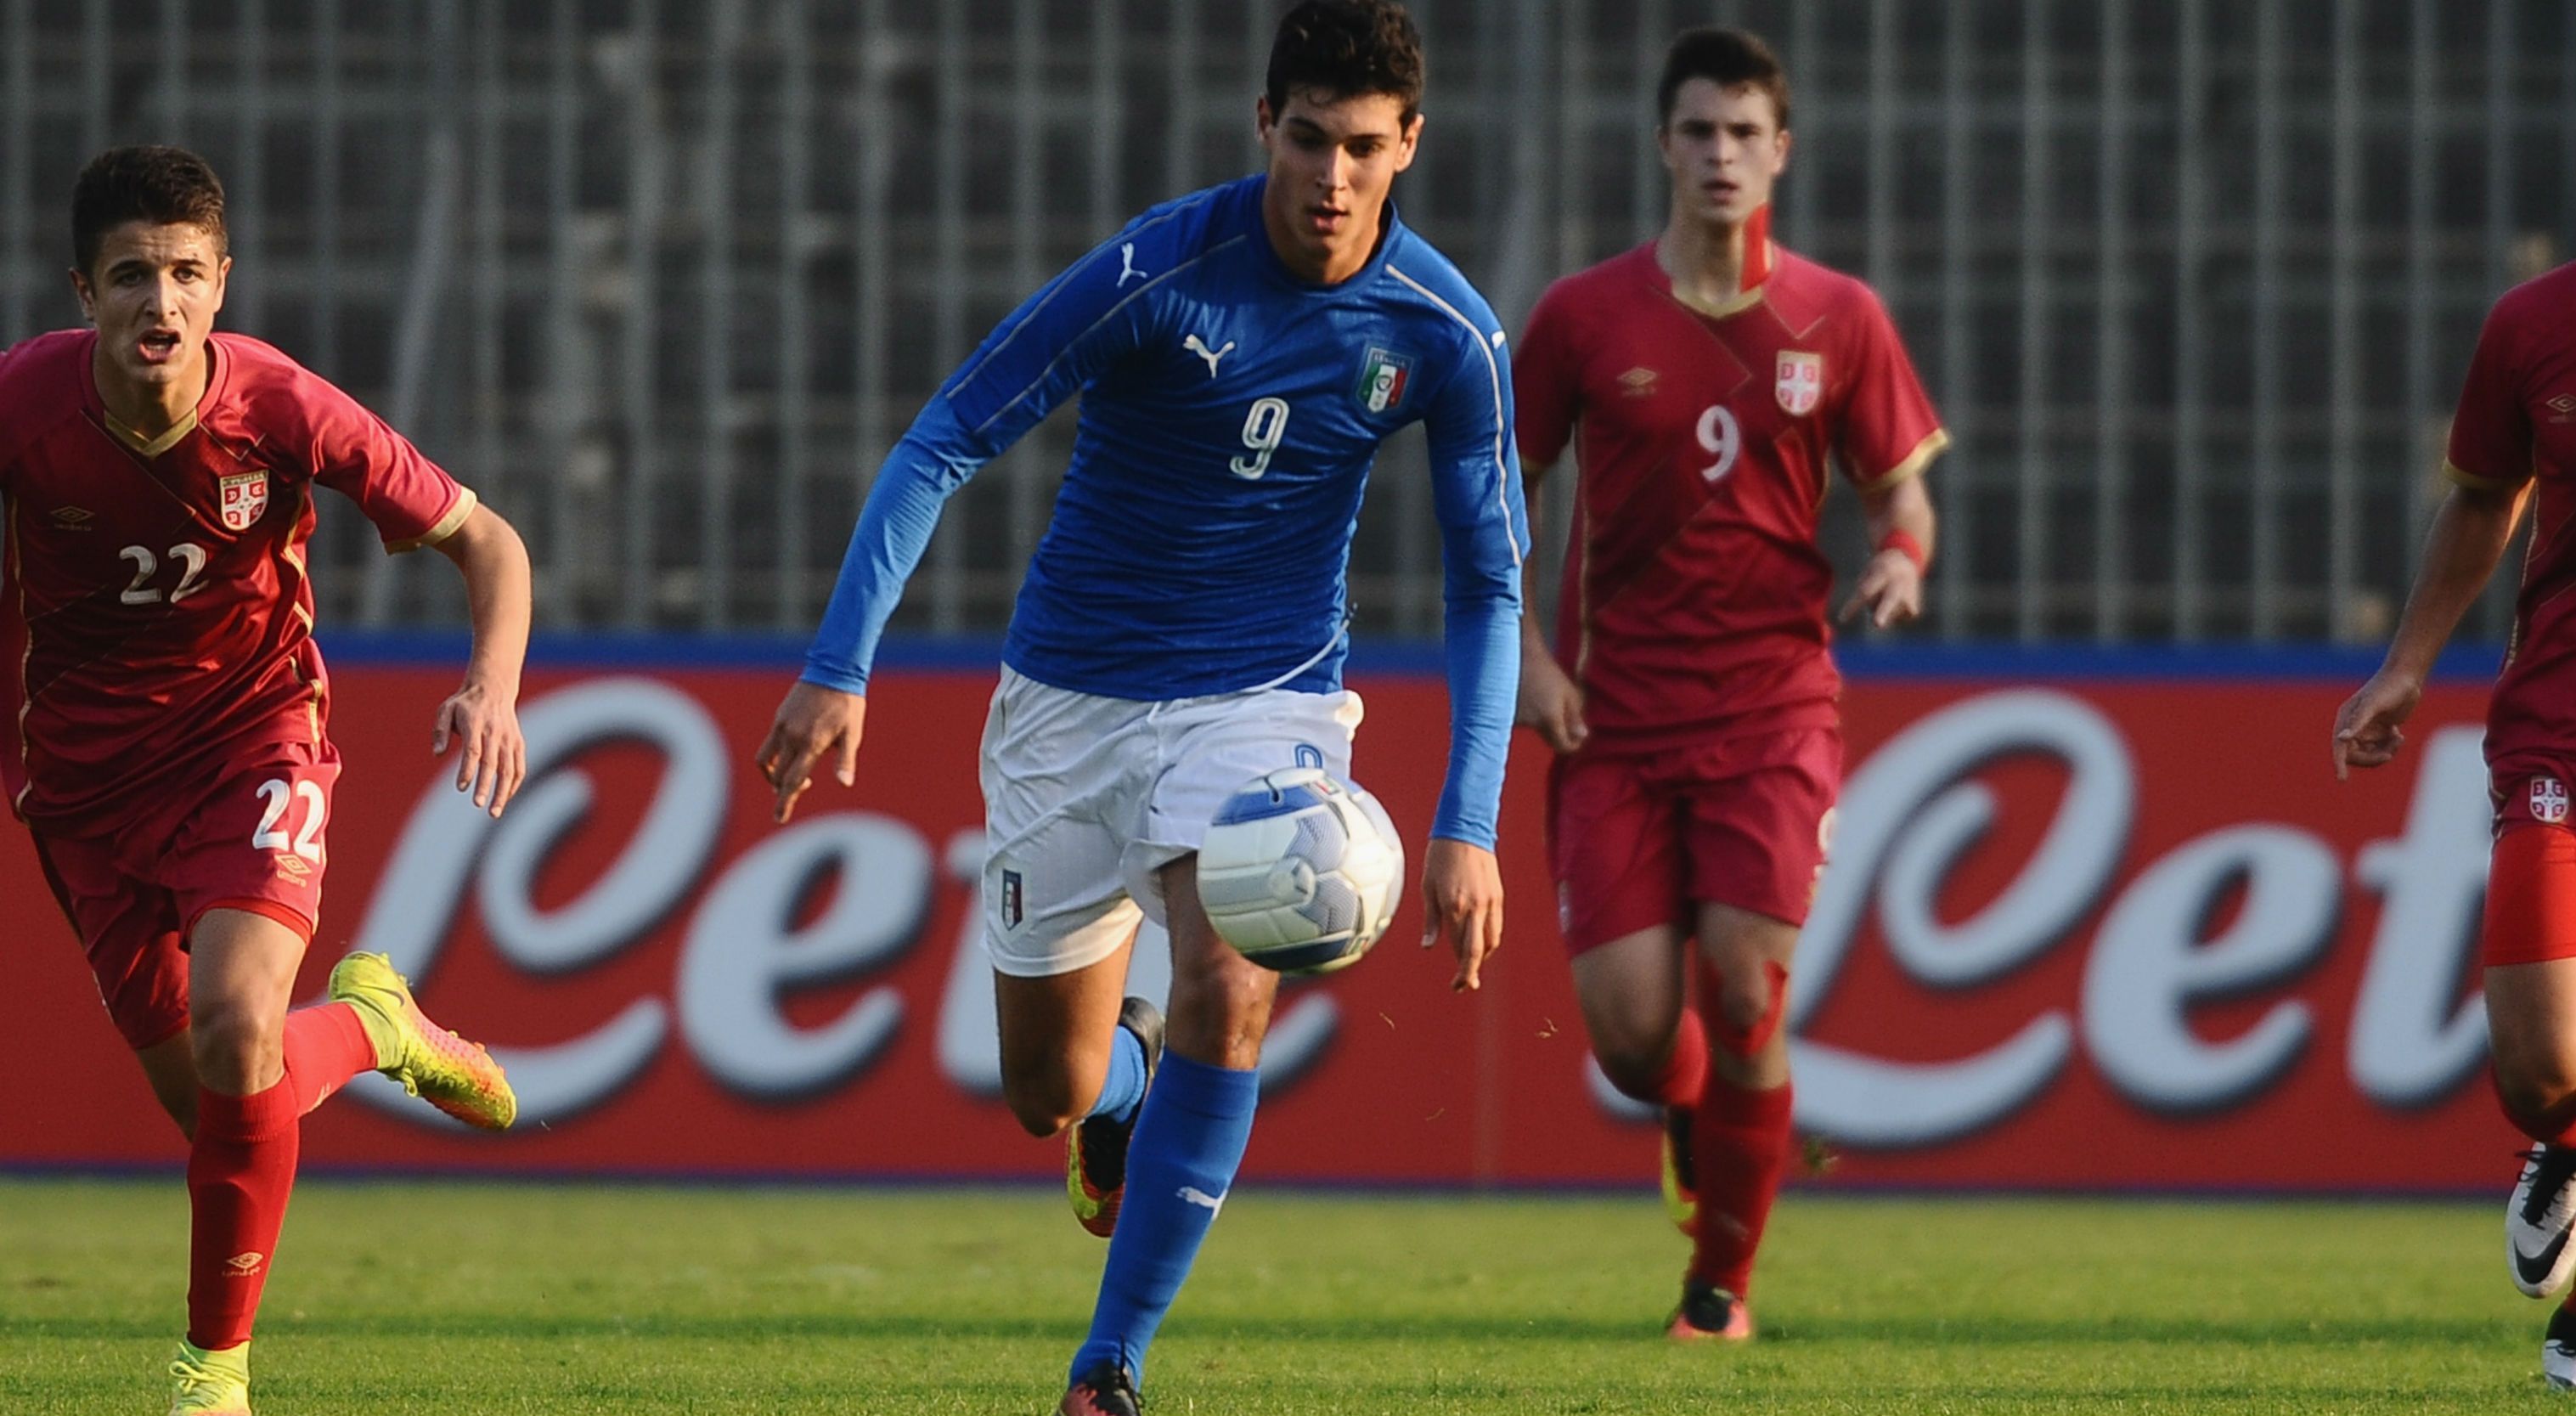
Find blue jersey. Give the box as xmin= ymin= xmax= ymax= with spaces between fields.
xmin=805 ymin=175 xmax=1528 ymax=847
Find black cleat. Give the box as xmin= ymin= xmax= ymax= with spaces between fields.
xmin=1666 ymin=1280 xmax=1755 ymax=1342
xmin=2511 ymin=1144 xmax=2576 ymax=1299
xmin=1057 ymin=1362 xmax=1142 ymax=1415
xmin=1066 ymin=997 xmax=1166 ymax=1238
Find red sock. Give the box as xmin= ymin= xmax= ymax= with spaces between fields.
xmin=280 ymin=1002 xmax=378 ymax=1116
xmin=1642 ymin=1011 xmax=1709 ymax=1108
xmin=1687 ymin=1073 xmax=1795 ymax=1299
xmin=187 ymin=1081 xmax=301 ymax=1350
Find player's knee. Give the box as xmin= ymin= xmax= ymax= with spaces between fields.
xmin=186 ymin=1006 xmax=281 ymax=1094
xmin=1588 ymin=1016 xmax=1677 ymax=1097
xmin=2497 ymin=1057 xmax=2576 ymax=1136
xmin=996 ymin=1060 xmax=1083 ymax=1139
xmin=1705 ymin=957 xmax=1789 ymax=1061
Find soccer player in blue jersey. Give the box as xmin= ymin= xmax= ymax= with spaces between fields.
xmin=755 ymin=3 xmax=1525 ymax=1411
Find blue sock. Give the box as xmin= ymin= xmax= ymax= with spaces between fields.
xmin=1068 ymin=1052 xmax=1258 ymax=1387
xmin=1090 ymin=1024 xmax=1147 ymax=1126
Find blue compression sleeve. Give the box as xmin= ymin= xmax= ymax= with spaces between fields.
xmin=801 ymin=403 xmax=986 ymax=694
xmin=1418 ymin=307 xmax=1530 ymax=849
xmin=1432 ymin=593 xmax=1520 ymax=849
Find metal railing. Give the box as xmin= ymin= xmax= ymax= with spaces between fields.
xmin=3 ymin=0 xmax=2569 ymax=643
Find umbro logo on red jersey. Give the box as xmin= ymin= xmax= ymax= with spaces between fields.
xmin=2549 ymin=393 xmax=2575 ymax=423
xmin=1619 ymin=367 xmax=1659 ymax=397
xmin=48 ymin=505 xmax=93 ymax=529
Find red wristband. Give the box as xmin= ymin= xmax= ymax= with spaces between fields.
xmin=1877 ymin=528 xmax=1928 ymax=573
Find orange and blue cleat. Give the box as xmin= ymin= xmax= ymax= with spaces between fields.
xmin=1066 ymin=997 xmax=1165 ymax=1238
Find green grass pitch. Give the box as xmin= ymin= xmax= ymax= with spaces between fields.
xmin=0 ymin=1177 xmax=2565 ymax=1413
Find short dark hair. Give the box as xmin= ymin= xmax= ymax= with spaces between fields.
xmin=1658 ymin=27 xmax=1791 ymax=131
xmin=71 ymin=145 xmax=228 ymax=279
xmin=1266 ymin=0 xmax=1425 ymax=123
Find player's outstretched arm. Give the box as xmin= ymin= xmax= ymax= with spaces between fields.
xmin=1840 ymin=473 xmax=1936 ymax=629
xmin=767 ymin=221 xmax=1164 ymax=824
xmin=1417 ymin=297 xmax=1530 ymax=992
xmin=2334 ymin=478 xmax=2526 ymax=779
xmin=427 ymin=504 xmax=532 ymax=816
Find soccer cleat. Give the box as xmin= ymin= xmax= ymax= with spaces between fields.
xmin=2511 ymin=1145 xmax=2576 ymax=1299
xmin=1659 ymin=1103 xmax=1698 ymax=1234
xmin=2548 ymin=1302 xmax=2576 ymax=1391
xmin=329 ymin=951 xmax=517 ymax=1131
xmin=1057 ymin=1363 xmax=1141 ymax=1416
xmin=1067 ymin=997 xmax=1165 ymax=1238
xmin=1666 ymin=1281 xmax=1756 ymax=1343
xmin=167 ymin=1340 xmax=251 ymax=1415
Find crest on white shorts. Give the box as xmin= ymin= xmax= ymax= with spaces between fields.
xmin=1001 ymin=868 xmax=1025 ymax=928
xmin=1776 ymin=351 xmax=1823 ymax=416
xmin=2534 ymin=777 xmax=2571 ymax=824
xmin=219 ymin=470 xmax=269 ymax=531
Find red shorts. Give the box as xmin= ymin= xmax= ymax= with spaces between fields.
xmin=1546 ymin=724 xmax=1842 ymax=955
xmin=30 ymin=740 xmax=339 ymax=1049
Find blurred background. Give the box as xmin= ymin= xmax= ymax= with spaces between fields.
xmin=1 ymin=2 xmax=2572 ymax=1196
xmin=6 ymin=0 xmax=2573 ymax=645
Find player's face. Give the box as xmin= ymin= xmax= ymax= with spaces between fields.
xmin=70 ymin=221 xmax=229 ymax=399
xmin=1659 ymin=79 xmax=1790 ymax=230
xmin=1256 ymin=88 xmax=1422 ymax=280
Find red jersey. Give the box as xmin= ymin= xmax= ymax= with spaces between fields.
xmin=2454 ymin=262 xmax=2576 ymax=781
xmin=1514 ymin=241 xmax=1946 ymax=751
xmin=0 ymin=330 xmax=474 ymax=831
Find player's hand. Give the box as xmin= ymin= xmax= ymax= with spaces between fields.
xmin=2333 ymin=668 xmax=2422 ymax=780
xmin=1839 ymin=548 xmax=1925 ymax=629
xmin=755 ymin=680 xmax=867 ymax=824
xmin=1515 ymin=655 xmax=1590 ymax=754
xmin=1418 ymin=838 xmax=1503 ymax=992
xmin=431 ymin=676 xmax=525 ymax=818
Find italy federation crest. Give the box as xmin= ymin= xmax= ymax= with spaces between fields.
xmin=2533 ymin=776 xmax=2570 ymax=825
xmin=218 ymin=471 xmax=269 ymax=531
xmin=1356 ymin=346 xmax=1413 ymax=414
xmin=1776 ymin=351 xmax=1823 ymax=416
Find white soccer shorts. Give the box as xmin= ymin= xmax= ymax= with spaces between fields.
xmin=977 ymin=666 xmax=1365 ymax=979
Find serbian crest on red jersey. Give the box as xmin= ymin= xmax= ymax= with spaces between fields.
xmin=1776 ymin=351 xmax=1823 ymax=416
xmin=2534 ymin=776 xmax=2571 ymax=825
xmin=218 ymin=471 xmax=269 ymax=531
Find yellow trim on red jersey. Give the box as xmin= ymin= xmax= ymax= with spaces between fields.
xmin=1856 ymin=428 xmax=1952 ymax=494
xmin=281 ymin=494 xmax=317 ymax=634
xmin=101 ymin=405 xmax=200 ymax=459
xmin=386 ymin=487 xmax=479 ymax=554
xmin=2443 ymin=457 xmax=2528 ymax=492
xmin=1666 ymin=274 xmax=1771 ymax=323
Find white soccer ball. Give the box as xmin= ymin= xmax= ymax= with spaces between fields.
xmin=1196 ymin=767 xmax=1406 ymax=976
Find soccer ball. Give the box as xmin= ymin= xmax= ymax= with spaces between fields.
xmin=1196 ymin=767 xmax=1405 ymax=975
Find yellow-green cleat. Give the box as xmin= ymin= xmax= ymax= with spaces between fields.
xmin=167 ymin=1340 xmax=250 ymax=1415
xmin=1660 ymin=1104 xmax=1697 ymax=1234
xmin=329 ymin=951 xmax=517 ymax=1131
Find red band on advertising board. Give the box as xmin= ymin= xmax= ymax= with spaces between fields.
xmin=0 ymin=667 xmax=2517 ymax=1189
